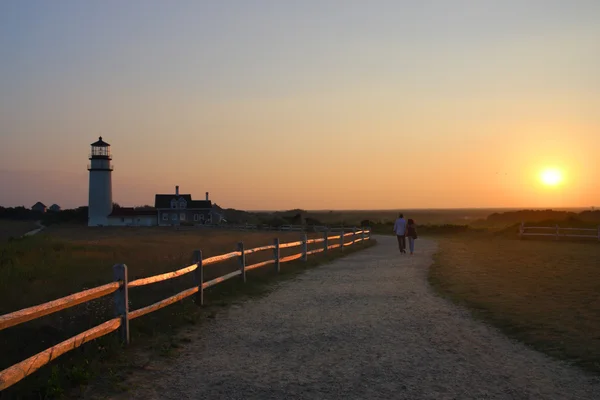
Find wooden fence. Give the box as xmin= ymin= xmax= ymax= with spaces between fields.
xmin=0 ymin=228 xmax=371 ymax=391
xmin=519 ymin=222 xmax=600 ymax=240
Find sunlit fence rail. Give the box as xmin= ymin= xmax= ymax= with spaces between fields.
xmin=0 ymin=228 xmax=371 ymax=391
xmin=519 ymin=222 xmax=600 ymax=241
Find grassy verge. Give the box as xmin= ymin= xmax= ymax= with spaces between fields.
xmin=429 ymin=232 xmax=600 ymax=374
xmin=0 ymin=225 xmax=375 ymax=399
xmin=0 ymin=220 xmax=40 ymax=241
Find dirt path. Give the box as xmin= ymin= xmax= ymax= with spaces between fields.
xmin=22 ymin=220 xmax=44 ymax=237
xmin=105 ymin=236 xmax=600 ymax=399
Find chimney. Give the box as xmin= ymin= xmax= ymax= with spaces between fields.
xmin=175 ymin=185 xmax=179 ymax=196
xmin=205 ymin=192 xmax=209 ymax=201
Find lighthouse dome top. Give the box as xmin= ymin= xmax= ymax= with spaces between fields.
xmin=90 ymin=136 xmax=112 ymax=159
xmin=91 ymin=136 xmax=110 ymax=147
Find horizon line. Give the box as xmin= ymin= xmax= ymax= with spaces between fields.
xmin=246 ymin=206 xmax=598 ymax=212
xmin=1 ymin=204 xmax=597 ymax=212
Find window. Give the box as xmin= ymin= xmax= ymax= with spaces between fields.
xmin=162 ymin=213 xmax=169 ymax=221
xmin=180 ymin=213 xmax=186 ymax=221
xmin=193 ymin=214 xmax=199 ymax=221
xmin=207 ymin=214 xmax=212 ymax=224
xmin=170 ymin=199 xmax=177 ymax=209
xmin=121 ymin=218 xmax=125 ymax=222
xmin=171 ymin=213 xmax=177 ymax=221
xmin=199 ymin=214 xmax=205 ymax=221
xmin=179 ymin=199 xmax=186 ymax=209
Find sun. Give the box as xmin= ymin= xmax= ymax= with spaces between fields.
xmin=540 ymin=168 xmax=563 ymax=186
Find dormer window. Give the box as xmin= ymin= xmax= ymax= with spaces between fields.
xmin=170 ymin=199 xmax=177 ymax=209
xmin=179 ymin=199 xmax=186 ymax=209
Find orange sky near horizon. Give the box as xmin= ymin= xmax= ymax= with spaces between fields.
xmin=0 ymin=1 xmax=598 ymax=210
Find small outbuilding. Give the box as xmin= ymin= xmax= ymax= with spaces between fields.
xmin=31 ymin=202 xmax=47 ymax=213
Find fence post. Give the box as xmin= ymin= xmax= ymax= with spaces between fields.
xmin=323 ymin=230 xmax=328 ymax=254
xmin=340 ymin=229 xmax=345 ymax=252
xmin=555 ymin=224 xmax=559 ymax=240
xmin=274 ymin=238 xmax=280 ymax=273
xmin=238 ymin=242 xmax=246 ymax=283
xmin=352 ymin=227 xmax=356 ymax=246
xmin=193 ymin=250 xmax=203 ymax=306
xmin=301 ymin=233 xmax=308 ymax=261
xmin=519 ymin=222 xmax=524 ymax=239
xmin=361 ymin=227 xmax=365 ymax=243
xmin=113 ymin=264 xmax=130 ymax=345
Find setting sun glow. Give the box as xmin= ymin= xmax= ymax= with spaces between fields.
xmin=1 ymin=3 xmax=599 ymax=210
xmin=540 ymin=168 xmax=563 ymax=186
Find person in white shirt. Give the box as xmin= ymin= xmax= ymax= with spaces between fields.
xmin=393 ymin=213 xmax=407 ymax=254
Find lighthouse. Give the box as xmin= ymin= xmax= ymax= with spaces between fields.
xmin=87 ymin=137 xmax=113 ymax=226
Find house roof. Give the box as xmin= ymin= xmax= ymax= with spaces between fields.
xmin=91 ymin=136 xmax=110 ymax=147
xmin=49 ymin=204 xmax=60 ymax=209
xmin=155 ymin=194 xmax=191 ymax=208
xmin=108 ymin=207 xmax=157 ymax=217
xmin=190 ymin=200 xmax=212 ymax=208
xmin=154 ymin=194 xmax=211 ymax=209
xmin=32 ymin=202 xmax=47 ymax=208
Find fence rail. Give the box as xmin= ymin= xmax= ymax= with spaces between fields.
xmin=0 ymin=228 xmax=371 ymax=391
xmin=519 ymin=222 xmax=600 ymax=240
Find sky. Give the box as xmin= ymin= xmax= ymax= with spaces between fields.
xmin=1 ymin=0 xmax=599 ymax=210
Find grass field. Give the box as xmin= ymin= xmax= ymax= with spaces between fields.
xmin=1 ymin=225 xmax=326 ymax=311
xmin=0 ymin=224 xmax=373 ymax=399
xmin=0 ymin=220 xmax=40 ymax=241
xmin=429 ymin=233 xmax=600 ymax=374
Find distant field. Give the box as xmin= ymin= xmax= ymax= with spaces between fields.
xmin=429 ymin=233 xmax=600 ymax=374
xmin=0 ymin=220 xmax=39 ymax=241
xmin=305 ymin=209 xmax=499 ymax=225
xmin=0 ymin=224 xmax=371 ymax=398
xmin=296 ymin=207 xmax=600 ymax=229
xmin=370 ymin=222 xmax=472 ymax=236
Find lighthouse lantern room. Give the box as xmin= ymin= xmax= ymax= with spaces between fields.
xmin=88 ymin=137 xmax=113 ymax=226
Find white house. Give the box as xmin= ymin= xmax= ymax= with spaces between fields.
xmin=106 ymin=208 xmax=158 ymax=226
xmin=155 ymin=186 xmax=213 ymax=226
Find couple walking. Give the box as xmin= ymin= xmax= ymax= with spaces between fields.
xmin=393 ymin=213 xmax=418 ymax=255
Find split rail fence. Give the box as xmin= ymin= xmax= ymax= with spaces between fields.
xmin=0 ymin=227 xmax=371 ymax=391
xmin=519 ymin=222 xmax=600 ymax=240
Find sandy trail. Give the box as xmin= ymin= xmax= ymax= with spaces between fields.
xmin=106 ymin=236 xmax=600 ymax=399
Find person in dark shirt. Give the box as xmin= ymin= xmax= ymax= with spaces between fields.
xmin=393 ymin=213 xmax=407 ymax=253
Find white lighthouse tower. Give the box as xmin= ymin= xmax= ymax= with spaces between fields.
xmin=88 ymin=137 xmax=113 ymax=226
